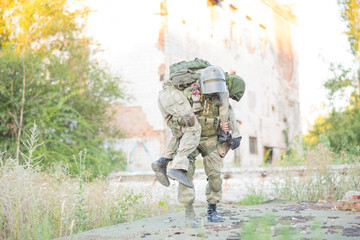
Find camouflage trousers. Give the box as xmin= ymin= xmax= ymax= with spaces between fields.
xmin=158 ymin=86 xmax=201 ymax=171
xmin=178 ymin=136 xmax=222 ymax=205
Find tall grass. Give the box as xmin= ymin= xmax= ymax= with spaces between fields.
xmin=0 ymin=124 xmax=177 ymax=239
xmin=272 ymin=144 xmax=360 ymax=202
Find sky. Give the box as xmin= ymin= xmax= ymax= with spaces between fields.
xmin=295 ymin=0 xmax=354 ymax=133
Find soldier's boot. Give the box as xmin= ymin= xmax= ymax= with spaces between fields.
xmin=167 ymin=169 xmax=194 ymax=188
xmin=151 ymin=157 xmax=171 ymax=187
xmin=207 ymin=203 xmax=225 ymax=222
xmin=185 ymin=202 xmax=198 ymax=228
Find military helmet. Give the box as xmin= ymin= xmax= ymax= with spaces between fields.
xmin=200 ymin=66 xmax=227 ymax=94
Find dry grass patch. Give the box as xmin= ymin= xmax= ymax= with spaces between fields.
xmin=272 ymin=144 xmax=360 ymax=202
xmin=0 ymin=125 xmax=179 ymax=239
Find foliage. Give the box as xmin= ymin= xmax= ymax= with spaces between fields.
xmin=304 ymin=1 xmax=360 ymax=153
xmin=338 ymin=0 xmax=360 ymax=105
xmin=273 ymin=144 xmax=360 ymax=202
xmin=338 ymin=0 xmax=360 ymax=59
xmin=304 ymin=64 xmax=360 ymax=153
xmin=303 ymin=40 xmax=360 ymax=154
xmin=325 ymin=63 xmax=359 ymax=106
xmin=304 ymin=108 xmax=360 ymax=154
xmin=0 ymin=0 xmax=126 ymax=176
xmin=239 ymin=215 xmax=302 ymax=240
xmin=0 ymin=127 xmax=178 ymax=239
xmin=240 ymin=188 xmax=267 ymax=205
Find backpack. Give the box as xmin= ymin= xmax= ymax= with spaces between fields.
xmin=169 ymin=58 xmax=211 ymax=74
xmin=169 ymin=58 xmax=211 ymax=90
xmin=170 ymin=69 xmax=200 ymax=90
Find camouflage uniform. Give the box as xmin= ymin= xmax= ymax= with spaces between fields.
xmin=154 ymin=60 xmax=246 ymax=225
xmin=158 ymin=81 xmax=201 ymax=172
xmin=177 ymin=92 xmax=230 ymax=205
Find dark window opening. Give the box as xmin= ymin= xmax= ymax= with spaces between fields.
xmin=264 ymin=147 xmax=273 ymax=164
xmin=249 ymin=136 xmax=258 ymax=154
xmin=159 ymin=74 xmax=164 ymax=81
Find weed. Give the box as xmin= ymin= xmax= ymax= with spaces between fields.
xmin=238 ymin=215 xmax=317 ymax=240
xmin=240 ymin=188 xmax=268 ymax=205
xmin=272 ymin=143 xmax=360 ymax=202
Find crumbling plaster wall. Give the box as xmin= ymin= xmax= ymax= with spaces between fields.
xmin=160 ymin=0 xmax=301 ymax=167
xmin=87 ymin=0 xmax=168 ymax=170
xmin=87 ymin=0 xmax=301 ymax=170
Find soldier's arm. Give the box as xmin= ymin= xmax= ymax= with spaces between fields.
xmin=228 ymin=104 xmax=240 ymax=138
xmin=218 ymin=91 xmax=230 ymax=125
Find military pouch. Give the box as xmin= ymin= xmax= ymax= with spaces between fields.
xmin=198 ymin=116 xmax=219 ymax=137
xmin=217 ymin=142 xmax=231 ymax=158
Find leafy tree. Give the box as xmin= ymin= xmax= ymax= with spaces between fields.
xmin=304 ymin=1 xmax=360 ymax=155
xmin=0 ymin=0 xmax=126 ymax=176
xmin=337 ymin=0 xmax=360 ymax=105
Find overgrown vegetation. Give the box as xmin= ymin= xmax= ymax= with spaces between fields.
xmin=240 ymin=188 xmax=268 ymax=205
xmin=0 ymin=0 xmax=126 ymax=176
xmin=239 ymin=215 xmax=327 ymax=240
xmin=272 ymin=144 xmax=360 ymax=202
xmin=0 ymin=125 xmax=177 ymax=239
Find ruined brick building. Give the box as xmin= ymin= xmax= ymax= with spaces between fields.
xmin=88 ymin=0 xmax=301 ymax=170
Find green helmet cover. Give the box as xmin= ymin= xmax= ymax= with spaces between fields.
xmin=225 ymin=72 xmax=245 ymax=102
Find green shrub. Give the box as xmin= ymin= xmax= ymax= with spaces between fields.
xmin=240 ymin=188 xmax=267 ymax=205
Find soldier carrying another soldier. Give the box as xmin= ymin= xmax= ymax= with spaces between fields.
xmin=152 ymin=58 xmax=245 ymax=227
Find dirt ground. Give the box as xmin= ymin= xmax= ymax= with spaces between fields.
xmin=59 ymin=201 xmax=360 ymax=240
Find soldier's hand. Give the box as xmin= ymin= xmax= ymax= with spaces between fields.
xmin=179 ymin=114 xmax=195 ymax=127
xmin=231 ymin=137 xmax=242 ymax=150
xmin=220 ymin=122 xmax=229 ymax=134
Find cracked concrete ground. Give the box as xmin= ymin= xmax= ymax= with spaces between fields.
xmin=58 ymin=201 xmax=360 ymax=240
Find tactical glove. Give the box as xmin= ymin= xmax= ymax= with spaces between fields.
xmin=218 ymin=129 xmax=231 ymax=144
xmin=230 ymin=137 xmax=242 ymax=150
xmin=178 ymin=114 xmax=195 ymax=127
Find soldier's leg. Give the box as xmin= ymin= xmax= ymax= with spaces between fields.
xmin=158 ymin=86 xmax=201 ymax=188
xmin=162 ymin=136 xmax=180 ymax=160
xmin=200 ymin=137 xmax=224 ymax=222
xmin=177 ymin=156 xmax=198 ymax=228
xmin=154 ymin=86 xmax=198 ymax=187
xmin=169 ymin=120 xmax=201 ymax=171
xmin=152 ymin=136 xmax=180 ymax=187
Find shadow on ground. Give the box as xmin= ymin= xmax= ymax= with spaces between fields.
xmin=58 ymin=201 xmax=360 ymax=240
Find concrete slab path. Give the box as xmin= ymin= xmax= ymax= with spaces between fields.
xmin=58 ymin=201 xmax=360 ymax=240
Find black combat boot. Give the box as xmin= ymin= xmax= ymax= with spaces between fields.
xmin=167 ymin=169 xmax=194 ymax=188
xmin=185 ymin=202 xmax=198 ymax=228
xmin=151 ymin=157 xmax=171 ymax=187
xmin=207 ymin=203 xmax=225 ymax=222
